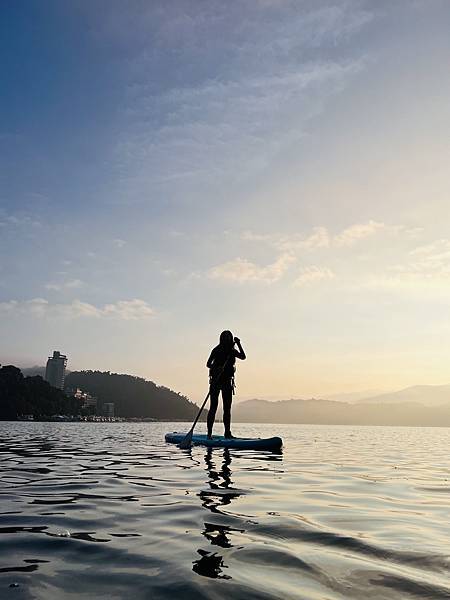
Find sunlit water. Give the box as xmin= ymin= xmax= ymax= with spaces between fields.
xmin=1 ymin=422 xmax=450 ymax=599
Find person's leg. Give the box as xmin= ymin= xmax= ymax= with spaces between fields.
xmin=207 ymin=386 xmax=219 ymax=439
xmin=222 ymin=383 xmax=233 ymax=438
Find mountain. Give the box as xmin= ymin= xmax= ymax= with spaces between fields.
xmin=65 ymin=370 xmax=201 ymax=419
xmin=20 ymin=366 xmax=47 ymax=378
xmin=323 ymin=389 xmax=388 ymax=403
xmin=233 ymin=398 xmax=450 ymax=426
xmin=357 ymin=385 xmax=450 ymax=407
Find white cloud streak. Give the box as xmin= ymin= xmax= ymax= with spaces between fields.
xmin=0 ymin=213 xmax=41 ymax=228
xmin=45 ymin=279 xmax=84 ymax=292
xmin=116 ymin=62 xmax=364 ymax=200
xmin=208 ymin=253 xmax=295 ymax=284
xmin=293 ymin=266 xmax=335 ymax=287
xmin=387 ymin=239 xmax=450 ymax=281
xmin=275 ymin=227 xmax=331 ymax=252
xmin=241 ymin=227 xmax=330 ymax=251
xmin=242 ymin=221 xmax=388 ymax=253
xmin=0 ymin=298 xmax=155 ymax=320
xmin=109 ymin=3 xmax=372 ymax=204
xmin=334 ymin=220 xmax=385 ymax=247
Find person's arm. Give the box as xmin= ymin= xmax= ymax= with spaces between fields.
xmin=234 ymin=337 xmax=246 ymax=360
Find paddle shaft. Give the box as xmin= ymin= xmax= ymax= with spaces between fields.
xmin=188 ymin=390 xmax=211 ymax=434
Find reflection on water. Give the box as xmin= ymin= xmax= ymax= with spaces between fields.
xmin=1 ymin=421 xmax=450 ymax=599
xmin=192 ymin=549 xmax=231 ymax=580
xmin=194 ymin=448 xmax=247 ymax=578
xmin=199 ymin=448 xmax=238 ymax=513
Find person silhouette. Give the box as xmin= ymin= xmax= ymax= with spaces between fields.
xmin=206 ymin=331 xmax=246 ymax=439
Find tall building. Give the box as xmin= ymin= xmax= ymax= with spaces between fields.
xmin=45 ymin=351 xmax=67 ymax=389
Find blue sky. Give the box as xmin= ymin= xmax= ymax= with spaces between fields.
xmin=1 ymin=1 xmax=450 ymax=402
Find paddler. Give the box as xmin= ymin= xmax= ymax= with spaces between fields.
xmin=206 ymin=330 xmax=246 ymax=439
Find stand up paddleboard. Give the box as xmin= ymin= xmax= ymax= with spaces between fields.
xmin=165 ymin=432 xmax=282 ymax=450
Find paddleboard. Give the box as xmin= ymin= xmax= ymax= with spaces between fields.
xmin=165 ymin=432 xmax=282 ymax=450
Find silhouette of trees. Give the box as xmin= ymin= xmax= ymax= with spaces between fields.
xmin=0 ymin=365 xmax=81 ymax=419
xmin=0 ymin=367 xmax=200 ymax=420
xmin=65 ymin=370 xmax=199 ymax=419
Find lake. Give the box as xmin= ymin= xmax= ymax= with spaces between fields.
xmin=1 ymin=422 xmax=450 ymax=599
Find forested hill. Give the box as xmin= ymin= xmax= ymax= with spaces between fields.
xmin=0 ymin=365 xmax=81 ymax=419
xmin=66 ymin=370 xmax=199 ymax=419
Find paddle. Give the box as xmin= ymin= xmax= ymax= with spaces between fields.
xmin=178 ymin=389 xmax=211 ymax=449
xmin=178 ymin=351 xmax=234 ymax=449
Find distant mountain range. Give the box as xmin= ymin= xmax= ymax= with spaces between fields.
xmin=357 ymin=385 xmax=450 ymax=407
xmin=20 ymin=366 xmax=47 ymax=378
xmin=323 ymin=390 xmax=386 ymax=403
xmin=233 ymin=395 xmax=450 ymax=427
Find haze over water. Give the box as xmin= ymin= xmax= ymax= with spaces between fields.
xmin=1 ymin=422 xmax=450 ymax=599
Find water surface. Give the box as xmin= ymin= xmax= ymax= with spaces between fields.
xmin=1 ymin=422 xmax=450 ymax=599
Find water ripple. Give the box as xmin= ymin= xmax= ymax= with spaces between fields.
xmin=0 ymin=422 xmax=450 ymax=599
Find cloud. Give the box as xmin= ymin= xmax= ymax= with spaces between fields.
xmin=333 ymin=220 xmax=385 ymax=246
xmin=0 ymin=298 xmax=50 ymax=318
xmin=45 ymin=279 xmax=84 ymax=292
xmin=277 ymin=227 xmax=331 ymax=252
xmin=113 ymin=238 xmax=127 ymax=248
xmin=0 ymin=298 xmax=155 ymax=320
xmin=115 ymin=61 xmax=364 ymax=204
xmin=241 ymin=230 xmax=272 ymax=243
xmin=388 ymin=239 xmax=450 ymax=281
xmin=0 ymin=213 xmax=41 ymax=228
xmin=363 ymin=238 xmax=450 ymax=291
xmin=242 ymin=221 xmax=388 ymax=253
xmin=241 ymin=226 xmax=330 ymax=252
xmin=0 ymin=214 xmax=42 ymax=230
xmin=107 ymin=2 xmax=372 ymax=205
xmin=293 ymin=266 xmax=335 ymax=287
xmin=208 ymin=253 xmax=295 ymax=284
xmin=390 ymin=225 xmax=424 ymax=239
xmin=101 ymin=299 xmax=155 ymax=319
xmin=409 ymin=239 xmax=450 ymax=258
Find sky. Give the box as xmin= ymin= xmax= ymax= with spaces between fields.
xmin=1 ymin=0 xmax=450 ymax=403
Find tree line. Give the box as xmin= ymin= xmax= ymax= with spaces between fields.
xmin=0 ymin=365 xmax=81 ymax=419
xmin=0 ymin=366 xmax=202 ymax=420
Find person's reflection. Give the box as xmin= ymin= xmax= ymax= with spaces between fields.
xmin=192 ymin=549 xmax=231 ymax=580
xmin=193 ymin=447 xmax=283 ymax=579
xmin=193 ymin=448 xmax=242 ymax=578
xmin=198 ymin=447 xmax=238 ymax=513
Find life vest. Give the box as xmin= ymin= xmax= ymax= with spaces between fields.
xmin=209 ymin=345 xmax=236 ymax=392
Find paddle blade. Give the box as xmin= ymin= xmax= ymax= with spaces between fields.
xmin=178 ymin=429 xmax=193 ymax=449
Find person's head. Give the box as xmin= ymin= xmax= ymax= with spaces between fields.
xmin=219 ymin=330 xmax=234 ymax=347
